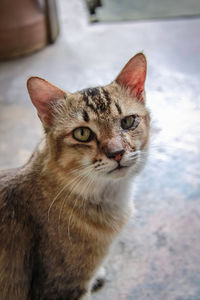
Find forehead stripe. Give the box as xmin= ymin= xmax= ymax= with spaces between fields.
xmin=101 ymin=88 xmax=111 ymax=106
xmin=81 ymin=87 xmax=111 ymax=114
xmin=115 ymin=102 xmax=122 ymax=114
xmin=84 ymin=88 xmax=100 ymax=98
xmin=82 ymin=91 xmax=97 ymax=113
xmin=83 ymin=110 xmax=89 ymax=122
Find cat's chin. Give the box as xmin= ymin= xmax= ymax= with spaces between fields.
xmin=107 ymin=166 xmax=130 ymax=179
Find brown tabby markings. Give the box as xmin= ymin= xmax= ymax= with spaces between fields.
xmin=81 ymin=87 xmax=111 ymax=115
xmin=114 ymin=102 xmax=122 ymax=115
xmin=0 ymin=53 xmax=150 ymax=300
xmin=82 ymin=110 xmax=89 ymax=122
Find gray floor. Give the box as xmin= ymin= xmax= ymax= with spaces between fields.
xmin=0 ymin=1 xmax=200 ymax=299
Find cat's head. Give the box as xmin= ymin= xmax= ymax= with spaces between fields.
xmin=27 ymin=53 xmax=150 ymax=185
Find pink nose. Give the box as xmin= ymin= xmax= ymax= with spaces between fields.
xmin=102 ymin=138 xmax=125 ymax=161
xmin=106 ymin=149 xmax=125 ymax=161
xmin=114 ymin=152 xmax=124 ymax=162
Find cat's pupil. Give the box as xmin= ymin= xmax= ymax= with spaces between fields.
xmin=81 ymin=129 xmax=84 ymax=136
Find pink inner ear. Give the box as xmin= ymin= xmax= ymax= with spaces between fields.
xmin=116 ymin=53 xmax=147 ymax=101
xmin=118 ymin=69 xmax=146 ymax=97
xmin=27 ymin=77 xmax=66 ymax=126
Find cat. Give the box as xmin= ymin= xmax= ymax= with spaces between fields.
xmin=0 ymin=53 xmax=150 ymax=300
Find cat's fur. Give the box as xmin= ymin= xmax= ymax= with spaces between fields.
xmin=0 ymin=53 xmax=150 ymax=300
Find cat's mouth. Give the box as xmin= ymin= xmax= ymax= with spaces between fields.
xmin=108 ymin=164 xmax=129 ymax=174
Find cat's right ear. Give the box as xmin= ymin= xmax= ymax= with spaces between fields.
xmin=27 ymin=77 xmax=67 ymax=127
xmin=115 ymin=53 xmax=147 ymax=103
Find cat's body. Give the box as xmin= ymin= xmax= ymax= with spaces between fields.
xmin=0 ymin=54 xmax=150 ymax=300
xmin=0 ymin=148 xmax=133 ymax=300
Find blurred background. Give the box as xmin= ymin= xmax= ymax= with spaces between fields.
xmin=0 ymin=0 xmax=200 ymax=299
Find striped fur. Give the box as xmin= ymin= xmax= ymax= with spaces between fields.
xmin=0 ymin=53 xmax=150 ymax=299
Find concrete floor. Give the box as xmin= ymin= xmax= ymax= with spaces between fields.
xmin=0 ymin=1 xmax=200 ymax=299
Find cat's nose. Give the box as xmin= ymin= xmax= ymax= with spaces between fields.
xmin=102 ymin=138 xmax=125 ymax=162
xmin=106 ymin=149 xmax=125 ymax=162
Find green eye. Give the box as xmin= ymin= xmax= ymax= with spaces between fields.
xmin=121 ymin=115 xmax=137 ymax=130
xmin=73 ymin=127 xmax=93 ymax=142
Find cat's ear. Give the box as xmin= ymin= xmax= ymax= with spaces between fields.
xmin=27 ymin=77 xmax=67 ymax=127
xmin=115 ymin=53 xmax=147 ymax=103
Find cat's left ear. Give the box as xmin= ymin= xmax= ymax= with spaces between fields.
xmin=115 ymin=53 xmax=147 ymax=103
xmin=27 ymin=77 xmax=67 ymax=127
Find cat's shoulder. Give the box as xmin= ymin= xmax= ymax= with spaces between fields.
xmin=0 ymin=167 xmax=19 ymax=180
xmin=0 ymin=167 xmax=21 ymax=192
xmin=0 ymin=167 xmax=26 ymax=215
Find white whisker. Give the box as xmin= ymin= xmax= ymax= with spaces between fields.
xmin=65 ymin=167 xmax=94 ymax=241
xmin=47 ymin=164 xmax=91 ymax=221
xmin=52 ymin=164 xmax=94 ymax=242
xmin=48 ymin=183 xmax=68 ymax=222
xmin=58 ymin=171 xmax=86 ymax=227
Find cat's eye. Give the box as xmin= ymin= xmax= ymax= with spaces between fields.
xmin=73 ymin=127 xmax=93 ymax=142
xmin=121 ymin=115 xmax=137 ymax=130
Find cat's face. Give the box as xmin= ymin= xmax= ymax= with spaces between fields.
xmin=49 ymin=83 xmax=150 ymax=182
xmin=27 ymin=53 xmax=150 ymax=184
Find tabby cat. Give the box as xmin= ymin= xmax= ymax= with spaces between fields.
xmin=0 ymin=53 xmax=150 ymax=300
